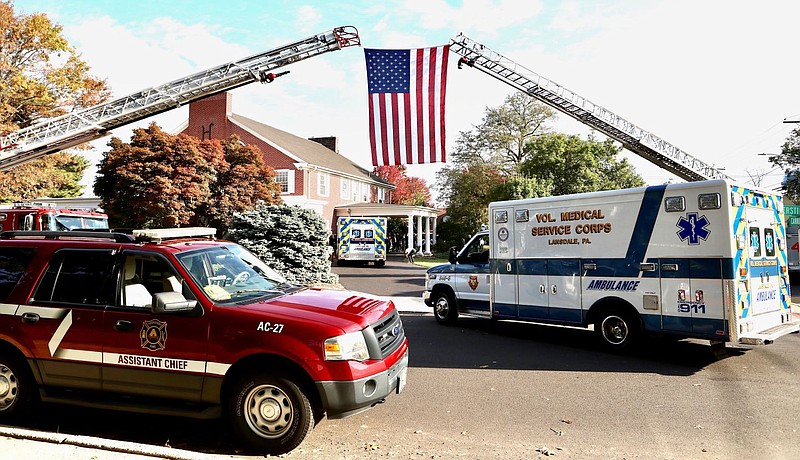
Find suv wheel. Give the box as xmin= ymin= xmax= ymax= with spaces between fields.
xmin=0 ymin=352 xmax=35 ymax=421
xmin=229 ymin=373 xmax=314 ymax=455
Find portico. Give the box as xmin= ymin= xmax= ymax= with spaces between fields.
xmin=334 ymin=203 xmax=439 ymax=255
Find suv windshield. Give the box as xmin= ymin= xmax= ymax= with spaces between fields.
xmin=176 ymin=244 xmax=291 ymax=304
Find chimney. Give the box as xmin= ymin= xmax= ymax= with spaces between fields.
xmin=309 ymin=136 xmax=338 ymax=153
xmin=187 ymin=92 xmax=232 ymax=140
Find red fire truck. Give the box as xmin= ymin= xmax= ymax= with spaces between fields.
xmin=0 ymin=202 xmax=109 ymax=232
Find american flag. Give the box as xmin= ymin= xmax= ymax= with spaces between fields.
xmin=365 ymin=45 xmax=450 ymax=166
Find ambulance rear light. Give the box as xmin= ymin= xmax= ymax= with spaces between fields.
xmin=678 ymin=290 xmax=686 ymax=301
xmin=736 ymin=234 xmax=746 ymax=249
xmin=695 ymin=290 xmax=704 ymax=302
xmin=739 ymin=267 xmax=748 ymax=277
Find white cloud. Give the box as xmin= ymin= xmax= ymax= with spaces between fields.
xmin=398 ymin=0 xmax=544 ymax=36
xmin=295 ymin=5 xmax=323 ymax=33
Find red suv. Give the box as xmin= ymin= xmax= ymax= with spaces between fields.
xmin=0 ymin=228 xmax=408 ymax=454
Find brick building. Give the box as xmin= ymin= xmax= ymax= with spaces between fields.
xmin=178 ymin=92 xmax=393 ymax=228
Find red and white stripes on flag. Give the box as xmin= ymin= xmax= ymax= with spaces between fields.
xmin=365 ymin=45 xmax=450 ymax=166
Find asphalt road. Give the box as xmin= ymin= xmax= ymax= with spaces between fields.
xmin=2 ymin=255 xmax=799 ymax=459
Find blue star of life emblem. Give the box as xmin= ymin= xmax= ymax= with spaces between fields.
xmin=764 ymin=232 xmax=774 ymax=253
xmin=676 ymin=212 xmax=710 ymax=245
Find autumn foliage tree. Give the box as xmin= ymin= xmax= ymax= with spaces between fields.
xmin=0 ymin=1 xmax=110 ymax=199
xmin=94 ymin=123 xmax=281 ymax=232
xmin=372 ymin=165 xmax=431 ymax=206
xmin=0 ymin=153 xmax=88 ymax=201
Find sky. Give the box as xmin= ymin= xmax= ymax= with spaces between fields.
xmin=12 ymin=0 xmax=800 ymax=202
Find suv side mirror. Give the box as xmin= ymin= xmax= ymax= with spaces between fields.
xmin=448 ymin=246 xmax=458 ymax=264
xmin=152 ymin=291 xmax=197 ymax=314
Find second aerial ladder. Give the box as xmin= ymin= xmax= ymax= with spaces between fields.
xmin=449 ymin=33 xmax=730 ymax=182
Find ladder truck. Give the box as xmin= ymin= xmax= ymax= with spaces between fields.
xmin=0 ymin=26 xmax=360 ymax=171
xmin=449 ymin=33 xmax=730 ymax=182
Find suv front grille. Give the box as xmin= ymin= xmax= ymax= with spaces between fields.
xmin=367 ymin=309 xmax=404 ymax=359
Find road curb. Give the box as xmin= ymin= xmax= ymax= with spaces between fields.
xmin=0 ymin=425 xmax=226 ymax=460
xmin=388 ymin=296 xmax=429 ymax=313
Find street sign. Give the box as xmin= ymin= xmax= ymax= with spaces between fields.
xmin=790 ymin=217 xmax=800 ymax=226
xmin=786 ymin=205 xmax=800 ymax=216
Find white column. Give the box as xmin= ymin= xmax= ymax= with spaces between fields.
xmin=432 ymin=216 xmax=437 ymax=245
xmin=416 ymin=215 xmax=423 ymax=251
xmin=407 ymin=214 xmax=414 ymax=250
xmin=424 ymin=216 xmax=432 ymax=255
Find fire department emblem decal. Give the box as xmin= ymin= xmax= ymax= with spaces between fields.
xmin=468 ymin=275 xmax=479 ymax=291
xmin=141 ymin=319 xmax=168 ymax=351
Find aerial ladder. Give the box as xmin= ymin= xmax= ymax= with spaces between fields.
xmin=449 ymin=33 xmax=731 ymax=182
xmin=0 ymin=26 xmax=360 ymax=171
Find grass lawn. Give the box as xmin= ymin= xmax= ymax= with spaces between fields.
xmin=413 ymin=257 xmax=449 ymax=268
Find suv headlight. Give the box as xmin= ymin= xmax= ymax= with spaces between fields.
xmin=324 ymin=331 xmax=369 ymax=361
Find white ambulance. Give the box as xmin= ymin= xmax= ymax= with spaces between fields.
xmin=423 ymin=180 xmax=800 ymax=350
xmin=336 ymin=217 xmax=387 ymax=267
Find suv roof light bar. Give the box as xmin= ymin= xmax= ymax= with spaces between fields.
xmin=132 ymin=227 xmax=217 ymax=243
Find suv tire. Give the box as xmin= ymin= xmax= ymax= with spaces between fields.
xmin=0 ymin=351 xmax=36 ymax=422
xmin=229 ymin=373 xmax=314 ymax=455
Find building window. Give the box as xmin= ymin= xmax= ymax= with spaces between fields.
xmin=341 ymin=178 xmax=350 ymax=199
xmin=318 ymin=172 xmax=330 ymax=197
xmin=275 ymin=170 xmax=295 ymax=194
xmin=351 ymin=181 xmax=368 ymax=202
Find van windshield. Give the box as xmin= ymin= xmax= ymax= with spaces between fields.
xmin=176 ymin=244 xmax=292 ymax=304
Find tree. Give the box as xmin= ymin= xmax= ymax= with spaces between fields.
xmin=372 ymin=165 xmax=432 ymax=206
xmin=451 ymin=92 xmax=556 ymax=173
xmin=94 ymin=123 xmax=280 ymax=231
xmin=436 ymin=93 xmax=558 ymax=248
xmin=226 ymin=204 xmax=338 ymax=286
xmin=520 ymin=133 xmax=644 ymax=196
xmin=0 ymin=1 xmax=110 ymax=198
xmin=200 ymin=136 xmax=282 ymax=232
xmin=769 ymin=127 xmax=800 ymax=200
xmin=434 ymin=164 xmax=504 ymax=251
xmin=437 ymin=102 xmax=643 ymax=249
xmin=0 ymin=153 xmax=88 ymax=201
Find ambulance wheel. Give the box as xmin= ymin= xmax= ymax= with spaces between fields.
xmin=228 ymin=373 xmax=314 ymax=455
xmin=0 ymin=351 xmax=36 ymax=422
xmin=375 ymin=260 xmax=385 ymax=267
xmin=595 ymin=308 xmax=638 ymax=351
xmin=433 ymin=290 xmax=458 ymax=325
